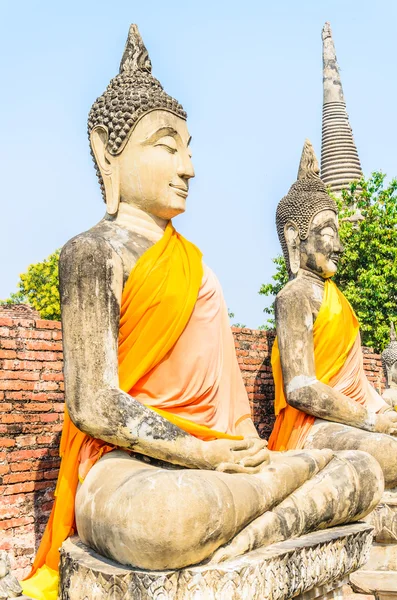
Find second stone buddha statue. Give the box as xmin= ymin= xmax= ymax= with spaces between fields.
xmin=21 ymin=25 xmax=384 ymax=599
xmin=268 ymin=139 xmax=397 ymax=490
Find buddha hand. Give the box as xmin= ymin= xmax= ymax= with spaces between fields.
xmin=374 ymin=411 xmax=397 ymax=436
xmin=198 ymin=438 xmax=269 ymax=474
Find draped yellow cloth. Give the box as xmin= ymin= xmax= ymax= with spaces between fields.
xmin=268 ymin=279 xmax=359 ymax=452
xmin=22 ymin=222 xmax=239 ymax=600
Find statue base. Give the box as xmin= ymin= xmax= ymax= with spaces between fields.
xmin=59 ymin=523 xmax=373 ymax=600
xmin=352 ymin=489 xmax=397 ymax=599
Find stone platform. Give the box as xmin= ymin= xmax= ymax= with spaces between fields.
xmin=59 ymin=523 xmax=373 ymax=600
xmin=353 ymin=490 xmax=397 ymax=599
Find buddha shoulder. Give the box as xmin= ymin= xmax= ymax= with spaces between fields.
xmin=275 ymin=277 xmax=324 ymax=321
xmin=59 ymin=222 xmax=154 ymax=289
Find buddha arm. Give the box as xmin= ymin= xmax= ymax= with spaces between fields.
xmin=59 ymin=234 xmax=212 ymax=469
xmin=275 ymin=292 xmax=376 ymax=431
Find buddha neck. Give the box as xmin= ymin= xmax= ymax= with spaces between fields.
xmin=297 ymin=269 xmax=327 ymax=289
xmin=112 ymin=202 xmax=168 ymax=243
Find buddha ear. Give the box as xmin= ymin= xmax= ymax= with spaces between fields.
xmin=90 ymin=126 xmax=120 ymax=215
xmin=284 ymin=221 xmax=301 ymax=276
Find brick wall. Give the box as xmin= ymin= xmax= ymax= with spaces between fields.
xmin=0 ymin=312 xmax=386 ymax=577
xmin=0 ymin=314 xmax=64 ymax=579
xmin=232 ymin=327 xmax=276 ymax=439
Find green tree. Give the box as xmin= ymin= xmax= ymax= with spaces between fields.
xmin=2 ymin=250 xmax=61 ymax=320
xmin=259 ymin=173 xmax=397 ymax=352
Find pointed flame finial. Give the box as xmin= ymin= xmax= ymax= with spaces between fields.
xmin=391 ymin=322 xmax=396 ymax=342
xmin=119 ymin=24 xmax=152 ymax=74
xmin=322 ymin=21 xmax=344 ymax=104
xmin=297 ymin=139 xmax=321 ymax=181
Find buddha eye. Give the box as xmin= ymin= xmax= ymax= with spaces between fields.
xmin=154 ymin=136 xmax=177 ymax=154
xmin=320 ymin=226 xmax=335 ymax=238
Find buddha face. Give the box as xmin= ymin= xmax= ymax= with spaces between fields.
xmin=91 ymin=110 xmax=194 ymax=219
xmin=299 ymin=209 xmax=343 ymax=279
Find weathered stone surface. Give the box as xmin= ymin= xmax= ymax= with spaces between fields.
xmin=0 ymin=551 xmax=22 ymax=598
xmin=351 ymin=570 xmax=397 ymax=599
xmin=365 ymin=489 xmax=397 ymax=544
xmin=354 ymin=490 xmax=397 ymax=599
xmin=59 ymin=524 xmax=373 ymax=600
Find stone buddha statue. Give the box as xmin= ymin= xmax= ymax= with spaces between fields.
xmin=268 ymin=139 xmax=397 ymax=490
xmin=382 ymin=322 xmax=397 ymax=408
xmin=22 ymin=26 xmax=383 ymax=599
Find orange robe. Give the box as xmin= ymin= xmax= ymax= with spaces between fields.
xmin=22 ymin=222 xmax=249 ymax=600
xmin=268 ymin=279 xmax=385 ymax=451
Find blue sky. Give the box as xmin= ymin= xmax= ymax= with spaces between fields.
xmin=1 ymin=0 xmax=396 ymax=327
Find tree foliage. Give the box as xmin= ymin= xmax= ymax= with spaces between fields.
xmin=259 ymin=173 xmax=397 ymax=352
xmin=2 ymin=250 xmax=61 ymax=320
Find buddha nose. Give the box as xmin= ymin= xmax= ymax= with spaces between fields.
xmin=177 ymin=150 xmax=195 ymax=181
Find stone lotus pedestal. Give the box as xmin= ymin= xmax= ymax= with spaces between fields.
xmin=58 ymin=523 xmax=373 ymax=600
xmin=352 ymin=489 xmax=397 ymax=599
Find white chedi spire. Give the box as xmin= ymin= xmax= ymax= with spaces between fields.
xmin=321 ymin=22 xmax=363 ymax=193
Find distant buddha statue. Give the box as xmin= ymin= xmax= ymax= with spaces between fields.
xmin=268 ymin=139 xmax=397 ymax=489
xmin=382 ymin=322 xmax=397 ymax=408
xmin=22 ymin=27 xmax=383 ymax=599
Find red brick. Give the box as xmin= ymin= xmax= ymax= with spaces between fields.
xmin=44 ymin=470 xmax=59 ymax=480
xmin=52 ymin=330 xmax=62 ymax=340
xmin=0 ymin=370 xmax=40 ymax=381
xmin=40 ymin=414 xmax=60 ymax=422
xmin=0 ymin=538 xmax=12 ymax=551
xmin=0 ymin=438 xmax=15 ymax=448
xmin=0 ymin=504 xmax=20 ymax=519
xmin=1 ymin=359 xmax=40 ymax=371
xmin=0 ymin=350 xmax=17 ymax=359
xmin=0 ymin=516 xmax=34 ymax=529
xmin=3 ymin=471 xmax=43 ymax=484
xmin=46 ymin=393 xmax=64 ymax=401
xmin=15 ymin=435 xmax=37 ymax=447
xmin=0 ymin=381 xmax=35 ymax=391
xmin=1 ymin=414 xmax=26 ymax=424
xmin=36 ymin=435 xmax=57 ymax=445
xmin=8 ymin=448 xmax=49 ymax=461
xmin=0 ymin=318 xmax=13 ymax=327
xmin=0 ymin=464 xmax=10 ymax=475
xmin=25 ymin=340 xmax=63 ymax=351
xmin=35 ymin=320 xmax=61 ymax=330
xmin=17 ymin=328 xmax=52 ymax=340
xmin=34 ymin=381 xmax=59 ymax=391
xmin=20 ymin=403 xmax=53 ymax=412
xmin=16 ymin=351 xmax=61 ymax=361
xmin=42 ymin=361 xmax=63 ymax=371
xmin=6 ymin=392 xmax=48 ymax=401
xmin=41 ymin=372 xmax=63 ymax=381
xmin=0 ymin=402 xmax=12 ymax=412
xmin=10 ymin=460 xmax=40 ymax=472
xmin=0 ymin=339 xmax=21 ymax=350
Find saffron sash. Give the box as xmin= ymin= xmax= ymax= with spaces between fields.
xmin=268 ymin=279 xmax=359 ymax=451
xmin=22 ymin=222 xmax=240 ymax=599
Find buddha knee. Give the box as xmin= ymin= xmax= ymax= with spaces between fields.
xmin=121 ymin=470 xmax=238 ymax=569
xmin=371 ymin=435 xmax=397 ymax=488
xmin=334 ymin=450 xmax=384 ymax=516
xmin=77 ymin=468 xmax=238 ymax=570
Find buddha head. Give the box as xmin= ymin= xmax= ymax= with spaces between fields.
xmin=88 ymin=24 xmax=194 ymax=219
xmin=276 ymin=140 xmax=342 ymax=279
